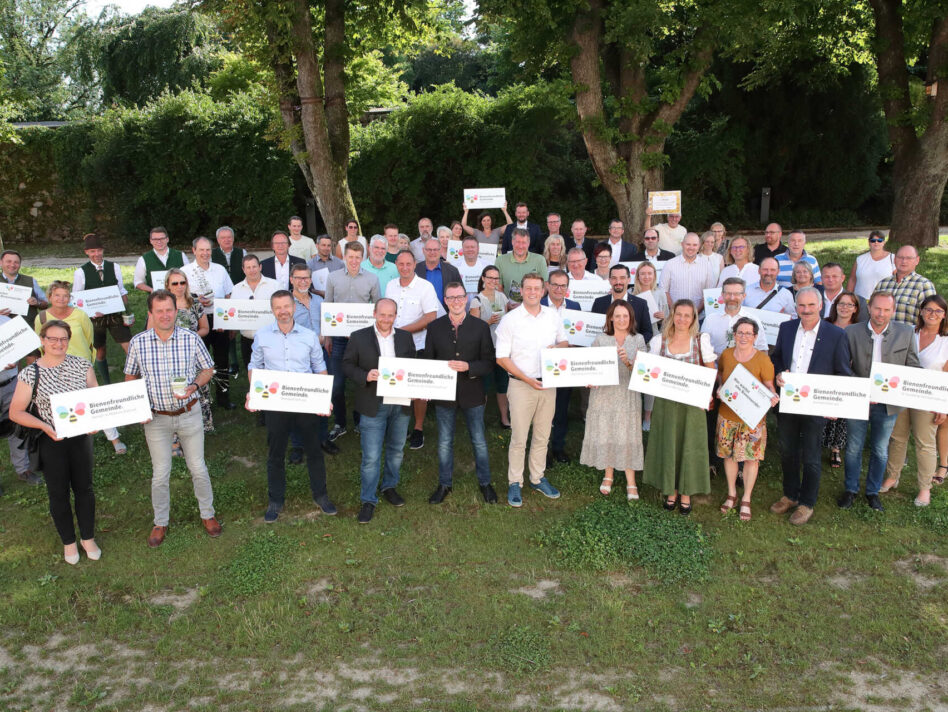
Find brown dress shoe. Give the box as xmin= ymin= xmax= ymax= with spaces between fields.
xmin=789 ymin=505 xmax=814 ymax=526
xmin=147 ymin=525 xmax=168 ymax=548
xmin=202 ymin=517 xmax=222 ymax=537
xmin=769 ymin=496 xmax=798 ymax=515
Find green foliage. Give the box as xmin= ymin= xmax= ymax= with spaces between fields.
xmin=486 ymin=625 xmax=552 ymax=672
xmin=536 ymin=499 xmax=714 ymax=584
xmin=222 ymin=530 xmax=292 ymax=597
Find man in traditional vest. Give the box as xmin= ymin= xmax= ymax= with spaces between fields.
xmin=133 ymin=226 xmax=189 ymax=293
xmin=0 ymin=250 xmax=48 ymax=327
xmin=72 ymin=233 xmax=133 ymax=385
xmin=211 ymin=225 xmax=247 ymax=378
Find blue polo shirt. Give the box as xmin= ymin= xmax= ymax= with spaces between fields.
xmin=426 ymin=263 xmax=445 ymax=307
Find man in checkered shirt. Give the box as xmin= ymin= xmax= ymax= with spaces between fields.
xmin=873 ymin=245 xmax=936 ymax=325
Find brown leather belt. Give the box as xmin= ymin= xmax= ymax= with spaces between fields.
xmin=152 ymin=399 xmax=199 ymax=417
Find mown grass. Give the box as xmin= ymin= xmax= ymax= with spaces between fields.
xmin=0 ymin=240 xmax=946 ymax=710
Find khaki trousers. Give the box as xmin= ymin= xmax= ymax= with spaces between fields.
xmin=885 ymin=408 xmax=938 ymax=489
xmin=507 ymin=379 xmax=556 ymax=485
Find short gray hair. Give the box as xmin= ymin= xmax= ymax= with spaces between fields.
xmin=794 ymin=286 xmax=823 ymax=307
xmin=192 ymin=236 xmax=212 ymax=249
xmin=369 ymin=235 xmax=387 ymax=248
xmin=215 ymin=225 xmax=234 ymax=239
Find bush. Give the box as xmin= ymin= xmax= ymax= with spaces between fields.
xmin=536 ymin=499 xmax=714 ymax=585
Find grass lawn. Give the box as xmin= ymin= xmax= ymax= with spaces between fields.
xmin=1 ymin=238 xmax=947 ymax=711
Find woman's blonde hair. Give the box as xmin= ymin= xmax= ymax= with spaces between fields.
xmin=165 ymin=268 xmax=193 ymax=307
xmin=543 ymin=235 xmax=567 ymax=265
xmin=660 ymin=299 xmax=698 ymax=340
xmin=724 ymin=236 xmax=750 ymax=266
xmin=632 ymin=261 xmax=657 ymax=295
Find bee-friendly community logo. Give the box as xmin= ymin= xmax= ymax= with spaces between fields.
xmin=705 ymin=293 xmax=724 ymax=311
xmin=74 ymin=298 xmax=85 ymax=308
xmin=447 ymin=244 xmax=462 ymax=261
xmin=783 ymin=384 xmax=811 ymax=401
xmin=544 ymin=358 xmax=569 ymax=377
xmin=872 ymin=372 xmax=900 ymax=392
xmin=324 ymin=311 xmax=345 ymax=328
xmin=56 ymin=402 xmax=87 ymax=423
xmin=380 ymin=368 xmax=406 ymax=386
xmin=215 ymin=306 xmax=237 ymax=321
xmin=253 ymin=380 xmax=280 ymax=399
xmin=721 ymin=387 xmax=739 ymax=403
xmin=635 ymin=363 xmax=661 ymax=382
xmin=561 ymin=318 xmax=585 ymax=336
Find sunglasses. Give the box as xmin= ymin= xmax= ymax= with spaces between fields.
xmin=168 ymin=280 xmax=187 ymax=286
xmin=868 ymin=238 xmax=885 ymax=244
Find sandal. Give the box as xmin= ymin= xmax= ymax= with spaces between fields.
xmin=880 ymin=477 xmax=900 ymax=493
xmin=626 ymin=485 xmax=639 ymax=501
xmin=739 ymin=500 xmax=752 ymax=522
xmin=933 ymin=465 xmax=947 ymax=486
xmin=663 ymin=495 xmax=678 ymax=511
xmin=831 ymin=450 xmax=841 ymax=468
xmin=679 ymin=499 xmax=692 ymax=516
xmin=720 ymin=494 xmax=738 ymax=514
xmin=112 ymin=440 xmax=127 ymax=455
xmin=600 ymin=476 xmax=613 ymax=496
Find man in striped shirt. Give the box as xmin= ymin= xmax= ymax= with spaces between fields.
xmin=774 ymin=231 xmax=821 ymax=288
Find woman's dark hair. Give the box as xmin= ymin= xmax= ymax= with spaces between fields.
xmin=604 ymin=299 xmax=637 ymax=336
xmin=916 ymin=294 xmax=948 ymax=336
xmin=732 ymin=316 xmax=759 ymax=337
xmin=477 ymin=265 xmax=500 ymax=294
xmin=593 ymin=242 xmax=613 ymax=257
xmin=39 ymin=318 xmax=72 ymax=340
xmin=828 ymin=291 xmax=861 ymax=324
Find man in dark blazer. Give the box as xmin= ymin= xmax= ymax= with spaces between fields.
xmin=820 ymin=262 xmax=869 ymax=323
xmin=342 ymin=298 xmax=417 ymax=524
xmin=423 ymin=282 xmax=498 ymax=504
xmin=839 ymin=290 xmax=920 ymax=511
xmin=540 ymin=270 xmax=582 ymax=463
xmin=771 ymin=286 xmax=854 ymax=525
xmin=260 ymin=230 xmax=305 ymax=290
xmin=590 ymin=264 xmax=654 ymax=345
xmin=414 ymin=237 xmax=462 ymax=308
xmin=500 ymin=202 xmax=544 ymax=255
xmin=602 ymin=219 xmax=638 ymax=262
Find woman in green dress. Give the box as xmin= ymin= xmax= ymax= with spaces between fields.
xmin=643 ymin=299 xmax=717 ymax=514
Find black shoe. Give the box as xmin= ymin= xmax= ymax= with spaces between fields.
xmin=357 ymin=502 xmax=375 ymax=524
xmin=480 ymin=483 xmax=498 ymax=503
xmin=866 ymin=494 xmax=884 ymax=512
xmin=428 ymin=485 xmax=452 ymax=504
xmin=552 ymin=450 xmax=570 ymax=464
xmin=381 ymin=488 xmax=405 ymax=507
xmin=264 ymin=502 xmax=281 ymax=523
xmin=409 ymin=429 xmax=424 ymax=450
xmin=288 ymin=447 xmax=304 ymax=465
xmin=313 ymin=494 xmax=337 ymax=516
xmin=256 ymin=413 xmax=266 ymax=427
xmin=17 ymin=470 xmax=42 ymax=486
xmin=837 ymin=491 xmax=856 ymax=509
xmin=321 ymin=440 xmax=340 ymax=455
xmin=679 ymin=502 xmax=692 ymax=516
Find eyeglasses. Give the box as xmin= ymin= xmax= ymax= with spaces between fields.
xmin=764 ymin=230 xmax=779 ymax=235
xmin=836 ymin=301 xmax=856 ymax=309
xmin=643 ymin=236 xmax=658 ymax=241
xmin=734 ymin=331 xmax=755 ymax=338
xmin=291 ymin=275 xmax=312 ymax=281
xmin=868 ymin=238 xmax=885 ymax=243
xmin=168 ymin=280 xmax=186 ymax=286
xmin=43 ymin=336 xmax=69 ymax=344
xmin=445 ymin=295 xmax=467 ymax=301
xmin=731 ymin=245 xmax=746 ymax=250
xmin=549 ymin=283 xmax=568 ymax=289
xmin=922 ymin=307 xmax=946 ymax=316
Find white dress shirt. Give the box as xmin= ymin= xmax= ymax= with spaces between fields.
xmin=384 ymin=275 xmax=442 ymax=349
xmin=700 ymin=310 xmax=769 ymax=355
xmin=181 ymin=261 xmax=234 ymax=299
xmin=869 ymin=321 xmax=888 ymax=365
xmin=791 ymin=320 xmax=821 ymax=373
xmin=271 ymin=256 xmax=293 ymax=290
xmin=375 ymin=325 xmax=396 ymax=358
xmin=133 ymin=249 xmax=189 ymax=287
xmin=73 ymin=262 xmax=127 ymax=295
xmin=495 ymin=305 xmax=568 ymax=379
xmin=660 ymin=254 xmax=714 ymax=306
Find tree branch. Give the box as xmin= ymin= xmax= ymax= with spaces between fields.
xmin=642 ymin=43 xmax=714 ymax=137
xmin=323 ymin=0 xmax=350 ymax=170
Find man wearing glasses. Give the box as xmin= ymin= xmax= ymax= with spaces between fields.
xmin=261 ymin=231 xmax=305 ymax=290
xmin=874 ymin=245 xmax=937 ymax=325
xmin=134 ymin=226 xmax=189 ymax=293
xmin=753 ymin=223 xmax=787 ymax=265
xmin=541 ymin=270 xmax=582 ymax=464
xmin=633 ymin=228 xmax=675 ymax=263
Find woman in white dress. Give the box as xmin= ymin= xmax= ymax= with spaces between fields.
xmin=700 ymin=231 xmax=725 ymax=285
xmin=334 ymin=219 xmax=368 ymax=258
xmin=632 ymin=261 xmax=668 ymax=432
xmin=847 ymin=231 xmax=894 ymax=300
xmin=717 ymin=236 xmax=758 ymax=286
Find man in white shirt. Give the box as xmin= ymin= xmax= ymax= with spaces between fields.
xmin=386 ymin=250 xmax=441 ymax=450
xmin=495 ymin=272 xmax=569 ymax=507
xmin=409 ymin=217 xmax=435 ymax=263
xmin=700 ymin=278 xmax=768 ymax=354
xmin=646 ymin=209 xmax=687 ymax=255
xmin=744 ymin=257 xmax=796 ymax=314
xmin=565 ymin=247 xmax=596 ymax=282
xmin=230 ymin=253 xmax=279 ymax=371
xmin=604 ymin=219 xmax=636 ymax=264
xmin=660 ymin=233 xmax=713 ymax=314
xmin=183 ymin=236 xmax=235 ymax=409
xmin=452 ymin=235 xmax=487 ymax=297
xmin=287 ymin=215 xmax=318 ymax=261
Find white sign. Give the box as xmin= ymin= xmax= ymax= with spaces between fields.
xmin=703 ymin=287 xmax=724 ymax=314
xmin=778 ymin=371 xmax=870 ymax=420
xmin=452 ymin=261 xmax=484 ymax=294
xmin=560 ymin=309 xmax=606 ymax=347
xmin=319 ymin=302 xmax=376 ymax=337
xmin=0 ymin=283 xmax=32 ymax=316
xmin=448 ymin=239 xmax=497 ymax=269
xmin=70 ymin=286 xmax=125 ymax=317
xmin=447 ymin=240 xmax=464 ymax=263
xmin=477 ymin=243 xmax=498 ymax=265
xmin=648 ymin=190 xmax=682 ymax=214
xmin=620 ymin=260 xmax=665 ymax=281
xmin=719 ymin=363 xmax=775 ymax=429
xmin=211 ymin=299 xmax=275 ymax=332
xmin=0 ymin=316 xmax=42 ymax=365
xmin=49 ymin=380 xmax=152 ymax=438
xmin=376 ymin=357 xmax=458 ymax=401
xmin=540 ymin=346 xmax=618 ymax=388
xmin=627 ymin=351 xmax=716 ymax=409
xmin=151 ymin=271 xmax=167 ymax=290
xmin=566 ymin=279 xmax=610 ymax=312
xmin=312 ymin=268 xmax=329 ymax=294
xmin=740 ymin=306 xmax=792 ymax=346
xmin=641 ymin=290 xmax=662 ymax=324
xmin=869 ymin=361 xmax=948 ymax=414
xmin=247 ymin=369 xmax=333 ymax=414
xmin=463 ymin=187 xmax=506 ymax=210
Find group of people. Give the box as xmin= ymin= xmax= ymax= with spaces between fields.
xmin=1 ymin=205 xmax=945 ymax=566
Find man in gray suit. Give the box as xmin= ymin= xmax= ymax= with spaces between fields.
xmin=839 ymin=291 xmax=920 ymax=511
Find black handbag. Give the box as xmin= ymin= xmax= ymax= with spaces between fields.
xmin=13 ymin=363 xmax=44 ymax=471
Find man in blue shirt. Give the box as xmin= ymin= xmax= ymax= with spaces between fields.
xmin=248 ymin=290 xmax=337 ymax=523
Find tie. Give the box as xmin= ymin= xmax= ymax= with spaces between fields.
xmin=97 ymin=267 xmax=104 ymax=282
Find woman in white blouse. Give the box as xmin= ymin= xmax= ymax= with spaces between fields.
xmin=717 ymin=236 xmax=758 ymax=287
xmin=699 ymin=231 xmax=725 ymax=285
xmin=846 ymin=231 xmax=894 ymax=300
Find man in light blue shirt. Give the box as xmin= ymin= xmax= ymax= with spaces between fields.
xmin=249 ymin=290 xmax=336 ymax=523
xmin=361 ymin=236 xmax=399 ymax=293
xmin=774 ymin=231 xmax=821 ymax=288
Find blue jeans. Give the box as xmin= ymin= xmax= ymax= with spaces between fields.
xmin=359 ymin=404 xmax=411 ymax=504
xmin=845 ymin=403 xmax=898 ymax=496
xmin=435 ymin=404 xmax=491 ymax=487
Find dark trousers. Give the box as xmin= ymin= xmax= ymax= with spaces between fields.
xmin=38 ymin=433 xmax=95 ymax=545
xmin=240 ymin=335 xmax=254 ymax=373
xmin=329 ymin=336 xmax=351 ymax=429
xmin=707 ymin=402 xmax=722 ymax=470
xmin=778 ymin=412 xmax=826 ymax=507
xmin=551 ymin=386 xmax=571 ymax=452
xmin=203 ymin=318 xmax=230 ymax=405
xmin=265 ymin=411 xmax=327 ymax=505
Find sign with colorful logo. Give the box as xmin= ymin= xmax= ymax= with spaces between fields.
xmin=869 ymin=361 xmax=948 ymax=414
xmin=376 ymin=357 xmax=458 ymax=401
xmin=627 ymin=351 xmax=716 ymax=409
xmin=540 ymin=346 xmax=618 ymax=388
xmin=246 ymin=368 xmax=333 ymax=414
xmin=69 ymin=286 xmax=125 ymax=317
xmin=560 ymin=309 xmax=605 ymax=347
xmin=778 ymin=371 xmax=870 ymax=420
xmin=209 ymin=299 xmax=275 ymax=332
xmin=463 ymin=187 xmax=506 ymax=209
xmin=446 ymin=240 xmax=463 ymax=263
xmin=703 ymin=287 xmax=725 ymax=313
xmin=0 ymin=283 xmax=33 ymax=316
xmin=718 ymin=363 xmax=776 ymax=429
xmin=49 ymin=380 xmax=152 ymax=438
xmin=0 ymin=315 xmax=41 ymax=365
xmin=319 ymin=302 xmax=376 ymax=337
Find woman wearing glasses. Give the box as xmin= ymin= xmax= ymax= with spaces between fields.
xmin=847 ymin=230 xmax=894 ymax=300
xmin=9 ymin=320 xmax=102 ymax=564
xmin=716 ymin=236 xmax=758 ymax=287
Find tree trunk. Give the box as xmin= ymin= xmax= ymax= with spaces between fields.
xmin=889 ymin=140 xmax=948 ymax=247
